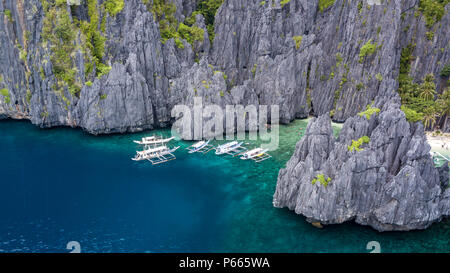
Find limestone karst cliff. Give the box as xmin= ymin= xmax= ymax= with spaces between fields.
xmin=0 ymin=0 xmax=449 ymax=231
xmin=274 ymin=94 xmax=449 ymax=231
xmin=0 ymin=0 xmax=448 ymax=133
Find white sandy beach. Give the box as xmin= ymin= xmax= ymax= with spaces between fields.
xmin=426 ymin=132 xmax=450 ymax=157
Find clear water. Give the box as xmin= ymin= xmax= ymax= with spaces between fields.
xmin=0 ymin=120 xmax=448 ymax=253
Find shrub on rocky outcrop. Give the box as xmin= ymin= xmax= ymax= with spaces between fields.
xmin=0 ymin=88 xmax=10 ymax=104
xmin=318 ymin=0 xmax=335 ymax=13
xmin=401 ymin=105 xmax=424 ymax=123
xmin=359 ymin=39 xmax=378 ymax=63
xmin=418 ymin=0 xmax=447 ymax=28
xmin=358 ymin=104 xmax=380 ymax=120
xmin=311 ymin=174 xmax=332 ymax=187
xmin=293 ymin=36 xmax=303 ymax=50
xmin=347 ymin=136 xmax=370 ymax=152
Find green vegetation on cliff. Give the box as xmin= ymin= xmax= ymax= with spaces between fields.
xmin=318 ymin=0 xmax=335 ymax=13
xmin=401 ymin=105 xmax=424 ymax=123
xmin=143 ymin=0 xmax=205 ymax=46
xmin=0 ymin=88 xmax=10 ymax=104
xmin=293 ymin=36 xmax=303 ymax=50
xmin=398 ymin=43 xmax=449 ymax=128
xmin=358 ymin=104 xmax=380 ymax=120
xmin=359 ymin=39 xmax=378 ymax=63
xmin=197 ymin=0 xmax=223 ymax=43
xmin=441 ymin=64 xmax=450 ymax=77
xmin=418 ymin=0 xmax=449 ymax=28
xmin=178 ymin=23 xmax=205 ymax=45
xmin=146 ymin=0 xmax=178 ymax=41
xmin=348 ymin=136 xmax=370 ymax=152
xmin=280 ymin=0 xmax=291 ymax=8
xmin=104 ymin=0 xmax=125 ymax=16
xmin=312 ymin=174 xmax=332 ymax=187
xmin=41 ymin=0 xmax=124 ymax=96
xmin=42 ymin=0 xmax=80 ymax=95
xmin=4 ymin=9 xmax=13 ymax=22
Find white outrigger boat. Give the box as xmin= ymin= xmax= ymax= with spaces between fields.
xmin=148 ymin=146 xmax=180 ymax=165
xmin=186 ymin=140 xmax=214 ymax=154
xmin=240 ymin=148 xmax=271 ymax=162
xmin=132 ymin=135 xmax=179 ymax=165
xmin=132 ymin=145 xmax=180 ymax=164
xmin=430 ymin=151 xmax=450 ymax=165
xmin=215 ymin=141 xmax=246 ymax=155
xmin=133 ymin=136 xmax=159 ymax=145
xmin=132 ymin=146 xmax=169 ymax=161
xmin=133 ymin=136 xmax=175 ymax=146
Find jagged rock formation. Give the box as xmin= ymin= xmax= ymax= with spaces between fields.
xmin=0 ymin=0 xmax=448 ymax=231
xmin=0 ymin=0 xmax=448 ymax=133
xmin=274 ymin=94 xmax=449 ymax=231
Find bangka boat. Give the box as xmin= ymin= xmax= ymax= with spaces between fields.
xmin=226 ymin=143 xmax=247 ymax=156
xmin=430 ymin=151 xmax=450 ymax=164
xmin=132 ymin=146 xmax=169 ymax=161
xmin=148 ymin=146 xmax=180 ymax=165
xmin=186 ymin=140 xmax=213 ymax=154
xmin=133 ymin=136 xmax=159 ymax=145
xmin=132 ymin=134 xmax=179 ymax=165
xmin=253 ymin=152 xmax=272 ymax=163
xmin=134 ymin=136 xmax=175 ymax=146
xmin=215 ymin=141 xmax=244 ymax=155
xmin=240 ymin=148 xmax=270 ymax=161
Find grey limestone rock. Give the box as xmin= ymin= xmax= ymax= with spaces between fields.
xmin=274 ymin=96 xmax=448 ymax=231
xmin=0 ymin=0 xmax=448 ymax=133
xmin=0 ymin=0 xmax=448 ymax=232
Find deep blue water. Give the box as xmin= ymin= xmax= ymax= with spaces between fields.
xmin=0 ymin=120 xmax=449 ymax=253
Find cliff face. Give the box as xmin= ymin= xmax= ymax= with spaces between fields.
xmin=274 ymin=95 xmax=450 ymax=231
xmin=0 ymin=0 xmax=448 ymax=231
xmin=0 ymin=0 xmax=448 ymax=133
xmin=400 ymin=1 xmax=449 ymax=95
xmin=212 ymin=0 xmax=403 ymax=123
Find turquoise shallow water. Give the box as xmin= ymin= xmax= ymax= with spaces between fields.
xmin=0 ymin=119 xmax=448 ymax=253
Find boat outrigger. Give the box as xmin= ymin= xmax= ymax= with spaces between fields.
xmin=240 ymin=148 xmax=271 ymax=162
xmin=186 ymin=140 xmax=214 ymax=154
xmin=148 ymin=146 xmax=180 ymax=165
xmin=132 ymin=135 xmax=179 ymax=165
xmin=133 ymin=136 xmax=175 ymax=146
xmin=215 ymin=141 xmax=246 ymax=155
xmin=132 ymin=145 xmax=180 ymax=164
xmin=430 ymin=151 xmax=450 ymax=165
xmin=133 ymin=136 xmax=159 ymax=145
xmin=132 ymin=146 xmax=169 ymax=161
xmin=132 ymin=135 xmax=272 ymax=164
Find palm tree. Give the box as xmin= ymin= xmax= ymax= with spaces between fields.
xmin=437 ymin=89 xmax=450 ymax=116
xmin=419 ymin=74 xmax=437 ymax=101
xmin=436 ymin=89 xmax=450 ymax=128
xmin=423 ymin=109 xmax=437 ymax=129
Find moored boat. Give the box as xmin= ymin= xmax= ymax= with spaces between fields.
xmin=132 ymin=146 xmax=169 ymax=161
xmin=240 ymin=148 xmax=268 ymax=160
xmin=186 ymin=140 xmax=211 ymax=154
xmin=215 ymin=141 xmax=243 ymax=155
xmin=133 ymin=136 xmax=175 ymax=146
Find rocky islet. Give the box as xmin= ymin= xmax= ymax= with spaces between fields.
xmin=0 ymin=0 xmax=448 ymax=232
